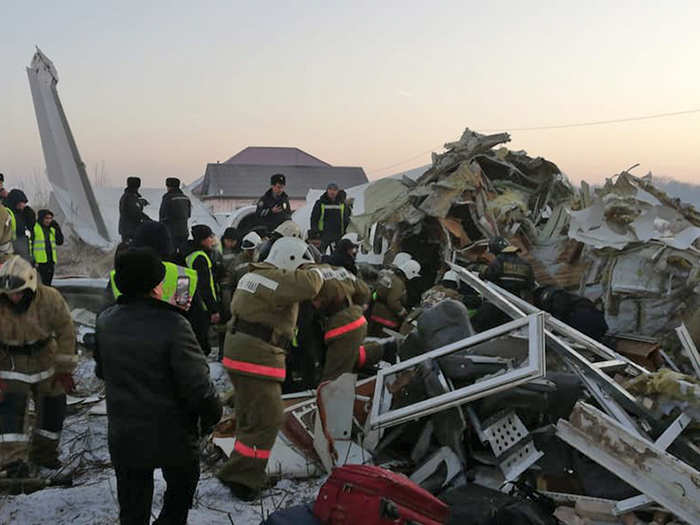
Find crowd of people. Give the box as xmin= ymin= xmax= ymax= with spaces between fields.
xmin=0 ymin=169 xmax=609 ymax=524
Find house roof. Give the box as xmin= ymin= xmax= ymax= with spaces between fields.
xmin=195 ymin=163 xmax=368 ymax=200
xmin=225 ymin=147 xmax=331 ymax=167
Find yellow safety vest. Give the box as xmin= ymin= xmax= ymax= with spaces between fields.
xmin=110 ymin=262 xmax=198 ymax=308
xmin=185 ymin=250 xmax=217 ymax=310
xmin=33 ymin=223 xmax=57 ymax=264
xmin=318 ymin=203 xmax=345 ymax=233
xmin=6 ymin=208 xmax=32 ymax=255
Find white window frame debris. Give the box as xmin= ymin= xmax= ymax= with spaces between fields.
xmin=675 ymin=322 xmax=700 ymax=378
xmin=369 ymin=313 xmax=545 ymax=430
xmin=556 ymin=402 xmax=700 ymax=524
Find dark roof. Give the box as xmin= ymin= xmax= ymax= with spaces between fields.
xmin=195 ymin=163 xmax=368 ymax=199
xmin=225 ymin=147 xmax=331 ymax=167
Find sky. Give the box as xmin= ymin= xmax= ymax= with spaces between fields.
xmin=1 ymin=1 xmax=699 ymax=191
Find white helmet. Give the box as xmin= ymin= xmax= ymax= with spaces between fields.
xmin=265 ymin=237 xmax=315 ymax=271
xmin=241 ymin=231 xmax=262 ymax=250
xmin=342 ymin=232 xmax=360 ymax=245
xmin=0 ymin=255 xmax=38 ymax=294
xmin=398 ymin=259 xmax=421 ymax=280
xmin=442 ymin=270 xmax=459 ymax=284
xmin=392 ymin=252 xmax=411 ymax=267
xmin=274 ymin=220 xmax=302 ymax=239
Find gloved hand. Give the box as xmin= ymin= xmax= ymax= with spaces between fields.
xmin=50 ymin=220 xmax=60 ymax=230
xmin=52 ymin=373 xmax=76 ymax=393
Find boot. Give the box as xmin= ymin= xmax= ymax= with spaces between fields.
xmin=222 ymin=480 xmax=260 ymax=502
xmin=2 ymin=460 xmax=30 ymax=479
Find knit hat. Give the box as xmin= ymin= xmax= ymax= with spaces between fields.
xmin=133 ymin=221 xmax=174 ymax=258
xmin=270 ymin=173 xmax=286 ymax=186
xmin=191 ymin=224 xmax=214 ymax=243
xmin=221 ymin=227 xmax=239 ymax=241
xmin=165 ymin=177 xmax=180 ymax=188
xmin=127 ymin=177 xmax=141 ymax=189
xmin=114 ymin=247 xmax=165 ymax=296
xmin=327 ymin=182 xmax=339 ymax=190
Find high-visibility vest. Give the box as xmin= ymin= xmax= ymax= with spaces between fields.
xmin=6 ymin=208 xmax=31 ymax=254
xmin=32 ymin=223 xmax=57 ymax=264
xmin=110 ymin=262 xmax=198 ymax=308
xmin=318 ymin=203 xmax=345 ymax=233
xmin=185 ymin=250 xmax=217 ymax=310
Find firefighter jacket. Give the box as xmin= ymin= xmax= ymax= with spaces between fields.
xmin=0 ymin=206 xmax=12 ymax=256
xmin=308 ymin=263 xmax=370 ymax=311
xmin=0 ymin=283 xmax=77 ymax=377
xmin=310 ymin=192 xmax=351 ymax=243
xmin=222 ymin=263 xmax=322 ymax=382
xmin=371 ymin=269 xmax=408 ymax=329
xmin=420 ymin=284 xmax=462 ymax=309
xmin=255 ymin=189 xmax=292 ymax=231
xmin=483 ymin=252 xmax=535 ymax=295
xmin=159 ymin=188 xmax=191 ymax=240
xmin=95 ymin=297 xmax=222 ymax=468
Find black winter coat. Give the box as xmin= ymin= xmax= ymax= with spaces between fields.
xmin=255 ymin=189 xmax=291 ymax=232
xmin=94 ymin=297 xmax=222 ymax=468
xmin=118 ymin=188 xmax=149 ymax=239
xmin=159 ymin=188 xmax=191 ymax=240
xmin=310 ymin=192 xmax=350 ymax=243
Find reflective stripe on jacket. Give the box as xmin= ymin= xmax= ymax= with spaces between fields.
xmin=32 ymin=223 xmax=57 ymax=264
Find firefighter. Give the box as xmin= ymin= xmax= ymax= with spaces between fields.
xmin=159 ymin=177 xmax=191 ymax=252
xmin=310 ymin=182 xmax=351 ymax=252
xmin=0 ymin=255 xmax=76 ymax=476
xmin=301 ymin=262 xmax=381 ymax=382
xmin=483 ymin=237 xmax=535 ymax=298
xmin=230 ymin=231 xmax=262 ymax=288
xmin=217 ymin=237 xmax=323 ymax=501
xmin=218 ymin=227 xmax=240 ymax=317
xmin=368 ymin=258 xmax=421 ymax=337
xmin=32 ymin=209 xmax=64 ymax=286
xmin=0 ymin=172 xmax=7 ymax=202
xmin=255 ymin=173 xmax=292 ymax=232
xmin=420 ymin=270 xmax=463 ymax=309
xmin=184 ymin=225 xmax=220 ymax=356
xmin=0 ymin=204 xmax=13 ymax=263
xmin=257 ymin=220 xmax=302 ymax=261
xmin=5 ymin=189 xmax=35 ymax=263
xmin=118 ymin=176 xmax=150 ymax=243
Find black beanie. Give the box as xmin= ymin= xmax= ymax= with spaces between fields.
xmin=133 ymin=221 xmax=174 ymax=258
xmin=127 ymin=177 xmax=141 ymax=189
xmin=165 ymin=177 xmax=180 ymax=188
xmin=270 ymin=173 xmax=286 ymax=186
xmin=222 ymin=227 xmax=239 ymax=241
xmin=191 ymin=224 xmax=214 ymax=243
xmin=114 ymin=247 xmax=165 ymax=296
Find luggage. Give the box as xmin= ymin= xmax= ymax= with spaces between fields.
xmin=313 ymin=464 xmax=449 ymax=524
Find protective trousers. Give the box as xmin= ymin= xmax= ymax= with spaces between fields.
xmin=0 ymin=349 xmax=66 ymax=469
xmin=217 ymin=373 xmax=284 ymax=490
xmin=322 ymin=306 xmax=372 ymax=382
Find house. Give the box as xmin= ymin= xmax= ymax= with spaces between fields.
xmin=191 ymin=147 xmax=368 ymax=214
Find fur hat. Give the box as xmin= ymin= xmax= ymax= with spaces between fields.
xmin=165 ymin=177 xmax=180 ymax=188
xmin=126 ymin=177 xmax=141 ymax=189
xmin=114 ymin=247 xmax=165 ymax=296
xmin=191 ymin=224 xmax=214 ymax=243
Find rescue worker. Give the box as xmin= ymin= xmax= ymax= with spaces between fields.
xmin=322 ymin=238 xmax=359 ymax=276
xmin=217 ymin=237 xmax=323 ymax=501
xmin=306 ymin=229 xmax=322 ymax=251
xmin=534 ymin=286 xmax=609 ymax=342
xmin=0 ymin=172 xmax=7 ymax=202
xmin=118 ymin=176 xmax=150 ymax=243
xmin=231 ymin=231 xmax=262 ymax=287
xmin=390 ymin=252 xmax=412 ymax=269
xmin=218 ymin=227 xmax=240 ymax=317
xmin=483 ymin=237 xmax=535 ymax=298
xmin=257 ymin=220 xmax=303 ymax=261
xmin=95 ymin=248 xmax=222 ymax=525
xmin=255 ymin=173 xmax=291 ymax=232
xmin=0 ymin=204 xmax=13 ymax=263
xmin=0 ymin=255 xmax=76 ymax=476
xmin=368 ymin=258 xmax=421 ymax=337
xmin=420 ymin=270 xmax=463 ymax=309
xmin=5 ymin=189 xmax=35 ymax=262
xmin=184 ymin=225 xmax=220 ymax=355
xmin=159 ymin=177 xmax=191 ymax=252
xmin=310 ymin=182 xmax=351 ymax=252
xmin=32 ymin=209 xmax=64 ymax=286
xmin=303 ymin=262 xmax=383 ymax=382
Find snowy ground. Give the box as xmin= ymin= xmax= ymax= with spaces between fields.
xmin=0 ymin=354 xmax=325 ymax=525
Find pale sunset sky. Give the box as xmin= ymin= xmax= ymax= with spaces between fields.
xmin=1 ymin=1 xmax=699 ymax=189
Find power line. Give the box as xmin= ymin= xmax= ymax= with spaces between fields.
xmin=369 ymin=106 xmax=700 ymax=174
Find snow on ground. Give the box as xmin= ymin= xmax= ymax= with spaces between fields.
xmin=0 ymin=352 xmax=324 ymax=525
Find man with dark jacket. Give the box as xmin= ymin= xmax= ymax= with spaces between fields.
xmin=322 ymin=238 xmax=358 ymax=275
xmin=32 ymin=209 xmax=64 ymax=285
xmin=310 ymin=182 xmax=351 ymax=252
xmin=4 ymin=189 xmax=35 ymax=262
xmin=95 ymin=248 xmax=222 ymax=525
xmin=118 ymin=177 xmax=150 ymax=243
xmin=159 ymin=177 xmax=191 ymax=251
xmin=483 ymin=237 xmax=535 ymax=298
xmin=255 ymin=173 xmax=291 ymax=232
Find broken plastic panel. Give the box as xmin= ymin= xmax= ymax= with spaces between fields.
xmin=369 ymin=313 xmax=545 ymax=429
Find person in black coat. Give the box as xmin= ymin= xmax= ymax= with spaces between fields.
xmin=33 ymin=209 xmax=64 ymax=285
xmin=255 ymin=173 xmax=291 ymax=231
xmin=95 ymin=248 xmax=222 ymax=525
xmin=5 ymin=189 xmax=36 ymax=262
xmin=159 ymin=177 xmax=191 ymax=252
xmin=322 ymin=238 xmax=358 ymax=275
xmin=118 ymin=177 xmax=150 ymax=243
xmin=310 ymin=182 xmax=351 ymax=252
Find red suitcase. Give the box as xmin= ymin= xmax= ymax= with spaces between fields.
xmin=313 ymin=464 xmax=449 ymax=525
